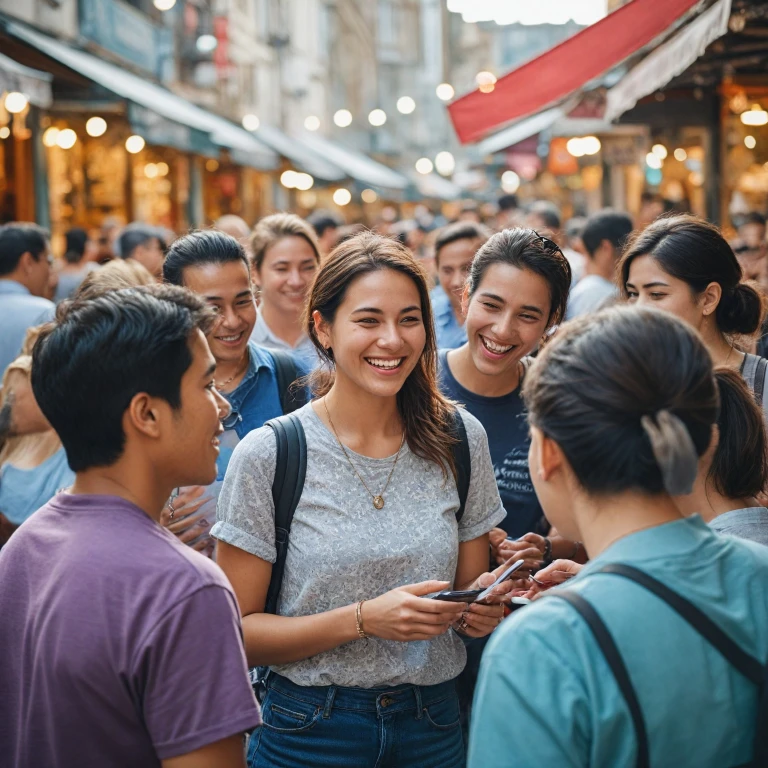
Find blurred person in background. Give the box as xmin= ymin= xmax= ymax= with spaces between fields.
xmin=336 ymin=222 xmax=367 ymax=244
xmin=494 ymin=194 xmax=521 ymax=230
xmin=0 ymin=223 xmax=54 ymax=378
xmin=54 ymin=228 xmax=100 ymax=303
xmin=565 ymin=210 xmax=633 ymax=320
xmin=250 ymin=213 xmax=321 ymax=368
xmin=307 ymin=210 xmax=342 ymax=259
xmin=637 ymin=191 xmax=665 ymax=228
xmin=75 ymin=257 xmax=155 ymax=301
xmin=95 ymin=216 xmax=122 ymax=264
xmin=527 ymin=200 xmax=585 ymax=283
xmin=116 ymin=224 xmax=165 ymax=280
xmin=458 ymin=200 xmax=482 ymax=224
xmin=432 ymin=221 xmax=492 ymax=350
xmin=214 ymin=214 xmax=251 ymax=244
xmin=564 ymin=216 xmax=587 ymax=256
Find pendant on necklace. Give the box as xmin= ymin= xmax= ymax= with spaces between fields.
xmin=373 ymin=495 xmax=385 ymax=510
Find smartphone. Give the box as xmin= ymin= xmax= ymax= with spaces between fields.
xmin=431 ymin=560 xmax=526 ymax=604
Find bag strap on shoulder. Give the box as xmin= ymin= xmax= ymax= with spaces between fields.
xmin=264 ymin=413 xmax=307 ymax=615
xmin=550 ymin=591 xmax=650 ymax=768
xmin=754 ymin=356 xmax=768 ymax=405
xmin=269 ymin=349 xmax=307 ymax=415
xmin=450 ymin=407 xmax=471 ymax=523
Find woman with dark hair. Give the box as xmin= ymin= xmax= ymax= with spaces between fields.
xmin=53 ymin=227 xmax=98 ymax=302
xmin=468 ymin=305 xmax=768 ymax=768
xmin=676 ymin=368 xmax=768 ymax=545
xmin=215 ymin=232 xmax=515 ymax=767
xmin=249 ymin=213 xmax=321 ymax=367
xmin=621 ymin=214 xmax=768 ymax=414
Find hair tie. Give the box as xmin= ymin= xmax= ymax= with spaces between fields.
xmin=640 ymin=410 xmax=699 ymax=495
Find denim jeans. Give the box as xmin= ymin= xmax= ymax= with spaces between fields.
xmin=247 ymin=673 xmax=465 ymax=768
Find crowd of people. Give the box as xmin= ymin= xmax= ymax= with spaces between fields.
xmin=1 ymin=194 xmax=768 ymax=768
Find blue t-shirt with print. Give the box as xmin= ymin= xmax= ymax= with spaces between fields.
xmin=438 ymin=350 xmax=543 ymax=538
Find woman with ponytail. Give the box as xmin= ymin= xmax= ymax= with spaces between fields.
xmin=468 ymin=306 xmax=768 ymax=768
xmin=620 ymin=214 xmax=768 ymax=416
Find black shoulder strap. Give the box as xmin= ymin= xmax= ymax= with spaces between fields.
xmin=551 ymin=591 xmax=650 ymax=768
xmin=269 ymin=350 xmax=307 ymax=415
xmin=264 ymin=413 xmax=307 ymax=615
xmin=754 ymin=357 xmax=768 ymax=404
xmin=450 ymin=407 xmax=471 ymax=523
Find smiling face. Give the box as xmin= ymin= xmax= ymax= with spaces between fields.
xmin=464 ymin=263 xmax=552 ymax=377
xmin=625 ymin=254 xmax=710 ymax=331
xmin=181 ymin=260 xmax=256 ymax=365
xmin=314 ymin=268 xmax=427 ymax=400
xmin=256 ymin=235 xmax=318 ymax=316
xmin=437 ymin=237 xmax=480 ymax=315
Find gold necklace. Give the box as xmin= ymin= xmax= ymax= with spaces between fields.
xmin=215 ymin=354 xmax=248 ymax=391
xmin=323 ymin=397 xmax=405 ymax=510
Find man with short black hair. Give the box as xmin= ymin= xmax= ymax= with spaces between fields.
xmin=0 ymin=222 xmax=54 ymax=375
xmin=432 ymin=221 xmax=491 ymax=349
xmin=565 ymin=209 xmax=633 ymax=320
xmin=0 ymin=285 xmax=261 ymax=767
xmin=117 ymin=223 xmax=165 ymax=279
xmin=307 ymin=210 xmax=342 ymax=258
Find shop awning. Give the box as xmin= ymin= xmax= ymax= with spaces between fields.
xmin=0 ymin=52 xmax=52 ymax=108
xmin=5 ymin=21 xmax=278 ymax=170
xmin=605 ymin=0 xmax=732 ymax=122
xmin=410 ymin=171 xmax=462 ymax=201
xmin=252 ymin=124 xmax=345 ymax=182
xmin=447 ymin=0 xmax=701 ymax=144
xmin=476 ymin=107 xmax=565 ymax=156
xmin=298 ymin=132 xmax=409 ymax=190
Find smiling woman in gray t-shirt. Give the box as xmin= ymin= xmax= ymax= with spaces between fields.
xmin=214 ymin=233 xmax=509 ymax=768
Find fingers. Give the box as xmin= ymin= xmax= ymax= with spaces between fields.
xmin=191 ymin=535 xmax=213 ymax=552
xmin=535 ymin=559 xmax=583 ymax=584
xmin=399 ymin=580 xmax=451 ymax=596
xmin=410 ymin=597 xmax=467 ymax=618
xmin=406 ymin=623 xmax=454 ymax=640
xmin=174 ymin=485 xmax=207 ymax=504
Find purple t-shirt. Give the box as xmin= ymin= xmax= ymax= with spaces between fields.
xmin=0 ymin=493 xmax=260 ymax=767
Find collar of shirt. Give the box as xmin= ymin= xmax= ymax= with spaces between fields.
xmin=253 ymin=309 xmax=310 ymax=351
xmin=226 ymin=342 xmax=275 ymax=413
xmin=0 ymin=279 xmax=31 ymax=296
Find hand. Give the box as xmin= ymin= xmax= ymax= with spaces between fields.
xmin=455 ymin=600 xmax=506 ymax=638
xmin=516 ymin=559 xmax=583 ymax=601
xmin=361 ymin=581 xmax=467 ymax=642
xmin=488 ymin=527 xmax=507 ymax=555
xmin=161 ymin=486 xmax=214 ymax=551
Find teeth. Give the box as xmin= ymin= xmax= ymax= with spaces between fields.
xmin=366 ymin=358 xmax=404 ymax=370
xmin=482 ymin=336 xmax=514 ymax=354
xmin=218 ymin=334 xmax=241 ymax=342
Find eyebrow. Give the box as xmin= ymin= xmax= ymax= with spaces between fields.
xmin=626 ymin=281 xmax=670 ymax=289
xmin=521 ymin=305 xmax=544 ymax=315
xmin=479 ymin=292 xmax=505 ymax=304
xmin=351 ymin=305 xmax=422 ymax=315
xmin=203 ymin=290 xmax=252 ymax=301
xmin=203 ymin=362 xmax=216 ymax=379
xmin=272 ymin=258 xmax=317 ymax=267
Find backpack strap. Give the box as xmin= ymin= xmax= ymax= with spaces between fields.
xmin=754 ymin=357 xmax=768 ymax=406
xmin=450 ymin=407 xmax=471 ymax=523
xmin=269 ymin=350 xmax=307 ymax=415
xmin=263 ymin=413 xmax=307 ymax=615
xmin=550 ymin=591 xmax=650 ymax=768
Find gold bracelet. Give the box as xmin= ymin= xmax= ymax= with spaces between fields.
xmin=355 ymin=600 xmax=368 ymax=639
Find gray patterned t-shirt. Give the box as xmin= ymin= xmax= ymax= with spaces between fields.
xmin=212 ymin=402 xmax=506 ymax=688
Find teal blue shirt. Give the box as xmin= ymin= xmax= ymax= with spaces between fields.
xmin=468 ymin=516 xmax=768 ymax=768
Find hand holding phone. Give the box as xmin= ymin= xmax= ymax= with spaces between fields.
xmin=431 ymin=560 xmax=526 ymax=603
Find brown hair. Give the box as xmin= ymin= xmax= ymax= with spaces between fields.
xmin=306 ymin=231 xmax=458 ymax=478
xmin=250 ymin=213 xmax=321 ymax=272
xmin=75 ymin=259 xmax=155 ymax=301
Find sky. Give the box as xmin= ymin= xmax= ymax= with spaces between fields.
xmin=447 ymin=0 xmax=608 ymax=26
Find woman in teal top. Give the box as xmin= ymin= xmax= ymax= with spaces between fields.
xmin=468 ymin=305 xmax=768 ymax=768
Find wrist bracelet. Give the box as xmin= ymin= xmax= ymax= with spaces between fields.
xmin=355 ymin=600 xmax=368 ymax=639
xmin=542 ymin=537 xmax=552 ymax=564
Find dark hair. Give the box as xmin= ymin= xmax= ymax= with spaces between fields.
xmin=250 ymin=213 xmax=321 ymax=271
xmin=31 ymin=285 xmax=214 ymax=472
xmin=523 ymin=305 xmax=718 ymax=495
xmin=307 ymin=211 xmax=342 ymax=238
xmin=740 ymin=211 xmax=767 ymax=228
xmin=306 ymin=231 xmax=458 ymax=479
xmin=117 ymin=225 xmax=159 ymax=261
xmin=467 ymin=228 xmax=571 ymax=327
xmin=497 ymin=194 xmax=519 ymax=212
xmin=434 ymin=221 xmax=492 ymax=263
xmin=0 ymin=222 xmax=49 ymax=275
xmin=620 ymin=215 xmax=765 ymax=336
xmin=528 ymin=201 xmax=561 ymax=231
xmin=163 ymin=229 xmax=250 ymax=286
xmin=709 ymin=368 xmax=768 ymax=500
xmin=64 ymin=228 xmax=88 ymax=264
xmin=581 ymin=210 xmax=633 ymax=259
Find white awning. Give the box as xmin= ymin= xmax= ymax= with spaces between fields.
xmin=605 ymin=0 xmax=732 ymax=123
xmin=253 ymin=124 xmax=345 ymax=182
xmin=476 ymin=107 xmax=564 ymax=155
xmin=0 ymin=52 xmax=52 ymax=108
xmin=410 ymin=172 xmax=462 ymax=201
xmin=297 ymin=132 xmax=409 ymax=190
xmin=7 ymin=21 xmax=278 ymax=170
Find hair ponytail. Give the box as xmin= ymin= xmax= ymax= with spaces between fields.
xmin=716 ymin=282 xmax=763 ymax=335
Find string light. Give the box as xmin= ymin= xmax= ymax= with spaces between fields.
xmin=415 ymin=157 xmax=434 ymax=174
xmin=85 ymin=117 xmax=107 ymax=137
xmin=125 ymin=135 xmax=145 ymax=153
xmin=4 ymin=92 xmax=28 ymax=114
xmin=436 ymin=83 xmax=455 ymax=101
xmin=333 ymin=188 xmax=352 ymax=206
xmin=334 ymin=109 xmax=353 ymax=128
xmin=397 ymin=97 xmax=416 ymax=114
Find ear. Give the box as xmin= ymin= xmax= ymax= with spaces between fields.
xmin=18 ymin=251 xmax=35 ymax=275
xmin=124 ymin=392 xmax=164 ymax=441
xmin=312 ymin=309 xmax=332 ymax=350
xmin=460 ymin=284 xmax=471 ymax=315
xmin=534 ymin=428 xmax=565 ymax=482
xmin=700 ymin=281 xmax=722 ymax=318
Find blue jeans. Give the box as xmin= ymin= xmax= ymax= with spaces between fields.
xmin=247 ymin=673 xmax=465 ymax=768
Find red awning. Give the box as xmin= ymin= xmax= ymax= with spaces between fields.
xmin=447 ymin=0 xmax=700 ymax=144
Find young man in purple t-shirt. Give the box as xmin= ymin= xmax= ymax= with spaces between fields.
xmin=0 ymin=285 xmax=261 ymax=767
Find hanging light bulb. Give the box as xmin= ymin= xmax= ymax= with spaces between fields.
xmin=334 ymin=109 xmax=353 ymax=128
xmin=85 ymin=117 xmax=107 ymax=137
xmin=4 ymin=92 xmax=28 ymax=114
xmin=333 ymin=188 xmax=352 ymax=206
xmin=436 ymin=83 xmax=455 ymax=101
xmin=125 ymin=135 xmax=145 ymax=154
xmin=741 ymin=104 xmax=768 ymax=126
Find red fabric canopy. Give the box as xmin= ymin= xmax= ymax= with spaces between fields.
xmin=448 ymin=0 xmax=701 ymax=144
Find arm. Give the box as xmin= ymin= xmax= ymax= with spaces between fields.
xmin=162 ymin=735 xmax=245 ymax=768
xmin=216 ymin=541 xmax=466 ymax=668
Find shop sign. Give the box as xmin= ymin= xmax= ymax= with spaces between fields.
xmin=547 ymin=138 xmax=579 ymax=176
xmin=601 ymin=136 xmax=639 ymax=166
xmin=128 ymin=104 xmax=218 ymax=157
xmin=80 ymin=0 xmax=175 ymax=81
